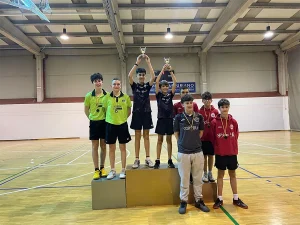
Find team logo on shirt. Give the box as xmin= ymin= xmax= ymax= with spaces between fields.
xmin=122 ymin=99 xmax=126 ymax=102
xmin=194 ymin=117 xmax=199 ymax=122
xmin=114 ymin=105 xmax=123 ymax=113
xmin=217 ymin=133 xmax=223 ymax=138
xmin=211 ymin=113 xmax=216 ymax=118
xmin=230 ymin=124 xmax=233 ymax=129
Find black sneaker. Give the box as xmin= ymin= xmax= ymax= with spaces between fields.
xmin=195 ymin=199 xmax=210 ymax=212
xmin=168 ymin=159 xmax=175 ymax=168
xmin=178 ymin=201 xmax=187 ymax=214
xmin=233 ymin=198 xmax=248 ymax=209
xmin=154 ymin=159 xmax=160 ymax=169
xmin=213 ymin=198 xmax=223 ymax=209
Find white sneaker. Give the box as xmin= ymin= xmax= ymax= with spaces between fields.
xmin=145 ymin=158 xmax=154 ymax=168
xmin=202 ymin=172 xmax=209 ymax=183
xmin=132 ymin=159 xmax=140 ymax=169
xmin=119 ymin=170 xmax=126 ymax=179
xmin=107 ymin=170 xmax=116 ymax=180
xmin=208 ymin=172 xmax=215 ymax=182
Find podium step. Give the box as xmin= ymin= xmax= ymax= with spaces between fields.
xmin=125 ymin=164 xmax=217 ymax=207
xmin=91 ymin=176 xmax=126 ymax=210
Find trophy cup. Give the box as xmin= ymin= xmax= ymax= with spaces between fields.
xmin=140 ymin=47 xmax=146 ymax=57
xmin=164 ymin=57 xmax=171 ymax=70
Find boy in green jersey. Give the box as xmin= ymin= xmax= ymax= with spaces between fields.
xmin=84 ymin=73 xmax=108 ymax=180
xmin=103 ymin=78 xmax=132 ymax=179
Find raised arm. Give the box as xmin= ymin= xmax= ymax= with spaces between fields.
xmin=144 ymin=55 xmax=155 ymax=86
xmin=128 ymin=55 xmax=143 ymax=85
xmin=169 ymin=67 xmax=177 ymax=95
xmin=155 ymin=64 xmax=167 ymax=94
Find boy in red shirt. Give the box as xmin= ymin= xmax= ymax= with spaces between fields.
xmin=211 ymin=99 xmax=248 ymax=209
xmin=173 ymin=86 xmax=198 ymax=115
xmin=199 ymin=92 xmax=219 ymax=183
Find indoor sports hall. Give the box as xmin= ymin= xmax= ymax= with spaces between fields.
xmin=1 ymin=0 xmax=300 ymax=225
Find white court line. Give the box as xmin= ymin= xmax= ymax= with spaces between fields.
xmin=0 ymin=149 xmax=130 ymax=196
xmin=239 ymin=151 xmax=293 ymax=156
xmin=66 ymin=149 xmax=91 ymax=165
xmin=239 ymin=141 xmax=300 ymax=155
xmin=0 ymin=157 xmax=122 ymax=171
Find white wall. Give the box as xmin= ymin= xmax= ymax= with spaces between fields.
xmin=0 ymin=96 xmax=290 ymax=140
xmin=45 ymin=55 xmax=121 ymax=98
xmin=0 ymin=55 xmax=36 ymax=99
xmin=207 ymin=52 xmax=277 ymax=93
xmin=0 ymin=50 xmax=278 ymax=100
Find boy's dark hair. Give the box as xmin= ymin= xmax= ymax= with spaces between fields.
xmin=90 ymin=73 xmax=103 ymax=83
xmin=218 ymin=98 xmax=230 ymax=108
xmin=136 ymin=68 xmax=146 ymax=74
xmin=180 ymin=86 xmax=188 ymax=91
xmin=112 ymin=78 xmax=121 ymax=83
xmin=181 ymin=94 xmax=194 ymax=104
xmin=201 ymin=91 xmax=212 ymax=100
xmin=159 ymin=80 xmax=169 ymax=88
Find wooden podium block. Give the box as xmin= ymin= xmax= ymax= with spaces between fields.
xmin=91 ymin=176 xmax=126 ymax=210
xmin=126 ymin=164 xmax=217 ymax=207
xmin=126 ymin=164 xmax=180 ymax=207
xmin=187 ymin=182 xmax=217 ymax=203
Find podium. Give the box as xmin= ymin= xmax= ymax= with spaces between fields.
xmin=91 ymin=164 xmax=217 ymax=209
xmin=126 ymin=164 xmax=217 ymax=207
xmin=91 ymin=176 xmax=126 ymax=210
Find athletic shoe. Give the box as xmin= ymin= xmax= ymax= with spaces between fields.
xmin=132 ymin=159 xmax=140 ymax=169
xmin=100 ymin=168 xmax=108 ymax=177
xmin=145 ymin=158 xmax=154 ymax=168
xmin=154 ymin=159 xmax=160 ymax=169
xmin=119 ymin=170 xmax=126 ymax=179
xmin=208 ymin=172 xmax=215 ymax=182
xmin=233 ymin=198 xmax=248 ymax=209
xmin=168 ymin=159 xmax=175 ymax=168
xmin=107 ymin=170 xmax=116 ymax=180
xmin=195 ymin=199 xmax=210 ymax=212
xmin=93 ymin=170 xmax=100 ymax=180
xmin=202 ymin=172 xmax=209 ymax=183
xmin=178 ymin=201 xmax=187 ymax=214
xmin=213 ymin=198 xmax=223 ymax=209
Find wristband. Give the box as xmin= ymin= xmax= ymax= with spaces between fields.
xmin=134 ymin=63 xmax=138 ymax=66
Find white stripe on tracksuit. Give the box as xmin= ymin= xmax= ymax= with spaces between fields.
xmin=177 ymin=152 xmax=204 ymax=202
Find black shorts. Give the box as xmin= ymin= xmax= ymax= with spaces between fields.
xmin=215 ymin=155 xmax=239 ymax=170
xmin=105 ymin=122 xmax=131 ymax=144
xmin=130 ymin=112 xmax=154 ymax=130
xmin=155 ymin=118 xmax=174 ymax=135
xmin=89 ymin=120 xmax=106 ymax=140
xmin=202 ymin=141 xmax=214 ymax=155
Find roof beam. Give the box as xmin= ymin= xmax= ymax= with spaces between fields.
xmin=201 ymin=0 xmax=256 ymax=52
xmin=280 ymin=31 xmax=300 ymax=51
xmin=236 ymin=18 xmax=300 ymax=23
xmin=102 ymin=0 xmax=126 ymax=61
xmin=250 ymin=3 xmax=300 ymax=9
xmin=13 ymin=17 xmax=300 ymax=26
xmin=1 ymin=3 xmax=300 ymax=10
xmin=0 ymin=17 xmax=40 ymax=55
xmin=0 ymin=3 xmax=227 ymax=10
xmin=0 ymin=30 xmax=297 ymax=39
xmin=13 ymin=19 xmax=216 ymax=26
xmin=0 ymin=41 xmax=281 ymax=50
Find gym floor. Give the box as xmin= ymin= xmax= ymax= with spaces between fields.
xmin=0 ymin=131 xmax=300 ymax=225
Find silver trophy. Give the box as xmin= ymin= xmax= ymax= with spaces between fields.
xmin=164 ymin=57 xmax=171 ymax=70
xmin=140 ymin=47 xmax=146 ymax=56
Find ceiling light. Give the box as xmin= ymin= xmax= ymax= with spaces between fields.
xmin=165 ymin=27 xmax=173 ymax=39
xmin=60 ymin=28 xmax=69 ymax=40
xmin=264 ymin=26 xmax=274 ymax=38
